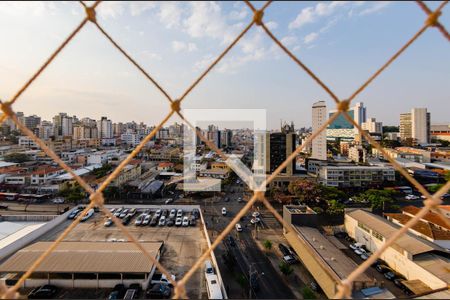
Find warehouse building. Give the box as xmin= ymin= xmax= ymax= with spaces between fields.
xmin=0 ymin=241 xmax=163 ymax=289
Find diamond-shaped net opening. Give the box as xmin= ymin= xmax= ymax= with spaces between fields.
xmin=0 ymin=1 xmax=449 ymax=299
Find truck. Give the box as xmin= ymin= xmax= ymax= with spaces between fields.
xmin=151 ymin=273 xmax=176 ymax=287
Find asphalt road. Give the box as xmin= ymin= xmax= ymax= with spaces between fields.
xmin=203 ymin=183 xmax=295 ymax=299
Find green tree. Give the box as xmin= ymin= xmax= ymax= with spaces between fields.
xmin=263 ymin=240 xmax=272 ymax=251
xmin=445 ymin=171 xmax=450 ymax=182
xmin=279 ymin=261 xmax=293 ymax=276
xmin=3 ymin=152 xmax=31 ymax=163
xmin=288 ymin=179 xmax=323 ymax=203
xmin=326 ymin=200 xmax=345 ymax=215
xmin=301 ymin=287 xmax=316 ymax=299
xmin=359 ymin=189 xmax=394 ymax=211
xmin=428 ymin=184 xmax=444 ymax=193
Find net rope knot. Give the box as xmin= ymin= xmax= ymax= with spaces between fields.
xmin=423 ymin=196 xmax=442 ymax=208
xmin=425 ymin=11 xmax=441 ymax=27
xmin=337 ymin=99 xmax=350 ymax=112
xmin=0 ymin=101 xmax=14 ymax=117
xmin=89 ymin=192 xmax=104 ymax=206
xmin=253 ymin=10 xmax=264 ymax=26
xmin=254 ymin=190 xmax=265 ymax=201
xmin=85 ymin=6 xmax=96 ymax=23
xmin=171 ymin=99 xmax=181 ymax=113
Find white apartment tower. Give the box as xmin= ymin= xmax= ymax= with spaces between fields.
xmin=400 ymin=108 xmax=430 ymax=144
xmin=311 ymin=101 xmax=327 ymax=160
xmin=97 ymin=117 xmax=113 ymax=139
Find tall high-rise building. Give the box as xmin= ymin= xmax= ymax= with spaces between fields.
xmin=97 ymin=116 xmax=113 ymax=139
xmin=220 ymin=129 xmax=233 ymax=148
xmin=265 ymin=129 xmax=296 ymax=175
xmin=311 ymin=101 xmax=327 ymax=160
xmin=24 ymin=115 xmax=41 ymax=130
xmin=400 ymin=108 xmax=430 ymax=144
xmin=53 ymin=113 xmax=73 ymax=137
xmin=206 ymin=125 xmax=221 ymax=149
xmin=327 ymin=102 xmax=366 ymax=140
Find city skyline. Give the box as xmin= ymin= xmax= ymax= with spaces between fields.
xmin=1 ymin=1 xmax=449 ymax=129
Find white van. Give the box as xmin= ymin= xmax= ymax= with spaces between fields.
xmin=205 ymin=260 xmax=214 ymax=275
xmin=221 ymin=207 xmax=227 ymax=216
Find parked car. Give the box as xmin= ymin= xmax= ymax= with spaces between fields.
xmin=158 ymin=216 xmax=166 ymax=226
xmin=119 ymin=209 xmax=129 ymax=218
xmin=67 ymin=209 xmax=81 ymax=220
xmin=146 ymin=283 xmax=171 ymax=299
xmin=182 ymin=216 xmax=189 ymax=227
xmin=122 ymin=215 xmax=132 ymax=225
xmin=28 ymin=285 xmax=58 ymax=299
xmin=205 ymin=260 xmax=214 ymax=274
xmin=169 ymin=209 xmax=176 ymax=218
xmin=114 ymin=207 xmax=123 ymax=217
xmin=237 ymin=197 xmax=243 ymax=203
xmin=176 ymin=209 xmax=183 ymax=218
xmin=235 ymin=223 xmax=243 ymax=232
xmin=155 ymin=209 xmax=162 ymax=218
xmin=165 ymin=198 xmax=173 ymax=204
xmin=128 ymin=208 xmax=137 ymax=216
xmin=150 ymin=217 xmax=158 ymax=226
xmin=80 ymin=208 xmax=94 ymax=222
xmin=161 ymin=209 xmax=168 ymax=217
xmin=109 ymin=284 xmax=126 ymax=299
xmin=250 ymin=217 xmax=260 ymax=224
xmin=221 ymin=207 xmax=227 ymax=216
xmin=349 ymin=242 xmax=362 ymax=250
xmin=104 ymin=218 xmax=113 ymax=227
xmin=128 ymin=283 xmax=142 ymax=298
xmin=334 ymin=231 xmax=348 ymax=239
xmin=151 ymin=273 xmax=176 ymax=287
xmin=142 ymin=214 xmax=151 ymax=226
xmin=135 ymin=214 xmax=145 ymax=226
xmin=354 ymin=248 xmax=366 ymax=255
xmin=376 ymin=264 xmax=392 ymax=274
xmin=283 ymin=255 xmax=297 ymax=264
xmin=278 ymin=243 xmax=291 ymax=256
xmin=167 ymin=218 xmax=175 ymax=227
xmin=252 ymin=211 xmax=260 ymax=218
xmin=110 ymin=207 xmax=116 ymax=214
xmin=384 ymin=271 xmax=396 ymax=280
xmin=175 ymin=217 xmax=182 ymax=226
xmin=360 ymin=253 xmax=370 ymax=260
xmin=189 ymin=216 xmax=196 ymax=226
xmin=52 ymin=198 xmax=64 ymax=204
xmin=405 ymin=194 xmax=419 ymax=200
xmin=123 ymin=289 xmax=136 ymax=300
xmin=192 ymin=208 xmax=200 ymax=219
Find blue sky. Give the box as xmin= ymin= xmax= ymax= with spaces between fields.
xmin=0 ymin=1 xmax=449 ymax=129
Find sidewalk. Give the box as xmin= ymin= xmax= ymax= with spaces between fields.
xmin=255 ymin=228 xmax=325 ymax=299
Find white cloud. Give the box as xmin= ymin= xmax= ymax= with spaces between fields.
xmin=172 ymin=40 xmax=198 ymax=53
xmin=265 ymin=21 xmax=278 ymax=30
xmin=97 ymin=1 xmax=124 ymax=19
xmin=359 ymin=1 xmax=390 ymax=16
xmin=280 ymin=36 xmax=298 ymax=47
xmin=140 ymin=50 xmax=162 ymax=61
xmin=194 ymin=54 xmax=215 ymax=70
xmin=289 ymin=1 xmax=349 ymax=29
xmin=129 ymin=1 xmax=156 ymax=16
xmin=0 ymin=1 xmax=56 ymax=17
xmin=229 ymin=8 xmax=248 ymax=20
xmin=304 ymin=32 xmax=318 ymax=44
xmin=158 ymin=2 xmax=183 ymax=29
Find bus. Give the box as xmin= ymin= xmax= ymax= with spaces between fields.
xmin=386 ymin=186 xmax=413 ymax=195
xmin=0 ymin=192 xmax=18 ymax=201
xmin=205 ymin=273 xmax=223 ymax=299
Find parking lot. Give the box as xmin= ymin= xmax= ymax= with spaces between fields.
xmin=34 ymin=205 xmax=209 ymax=299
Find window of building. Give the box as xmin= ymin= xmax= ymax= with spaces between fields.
xmin=357 ymin=221 xmax=370 ymax=233
xmin=372 ymin=230 xmax=384 ymax=241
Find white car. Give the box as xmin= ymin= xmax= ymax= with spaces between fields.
xmin=361 ymin=253 xmax=370 ymax=260
xmin=158 ymin=216 xmax=166 ymax=226
xmin=155 ymin=209 xmax=162 ymax=218
xmin=405 ymin=194 xmax=419 ymax=200
xmin=135 ymin=214 xmax=145 ymax=226
xmin=177 ymin=209 xmax=183 ymax=218
xmin=165 ymin=198 xmax=173 ymax=204
xmin=169 ymin=209 xmax=176 ymax=218
xmin=354 ymin=248 xmax=366 ymax=255
xmin=119 ymin=209 xmax=129 ymax=218
xmin=349 ymin=242 xmax=362 ymax=250
xmin=182 ymin=216 xmax=189 ymax=227
xmin=235 ymin=223 xmax=243 ymax=232
xmin=252 ymin=211 xmax=260 ymax=218
xmin=142 ymin=214 xmax=151 ymax=226
xmin=175 ymin=217 xmax=182 ymax=226
xmin=221 ymin=207 xmax=227 ymax=216
xmin=52 ymin=198 xmax=64 ymax=204
xmin=80 ymin=208 xmax=94 ymax=222
xmin=250 ymin=217 xmax=260 ymax=224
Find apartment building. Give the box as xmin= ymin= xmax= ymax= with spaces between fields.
xmin=318 ymin=165 xmax=395 ymax=187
